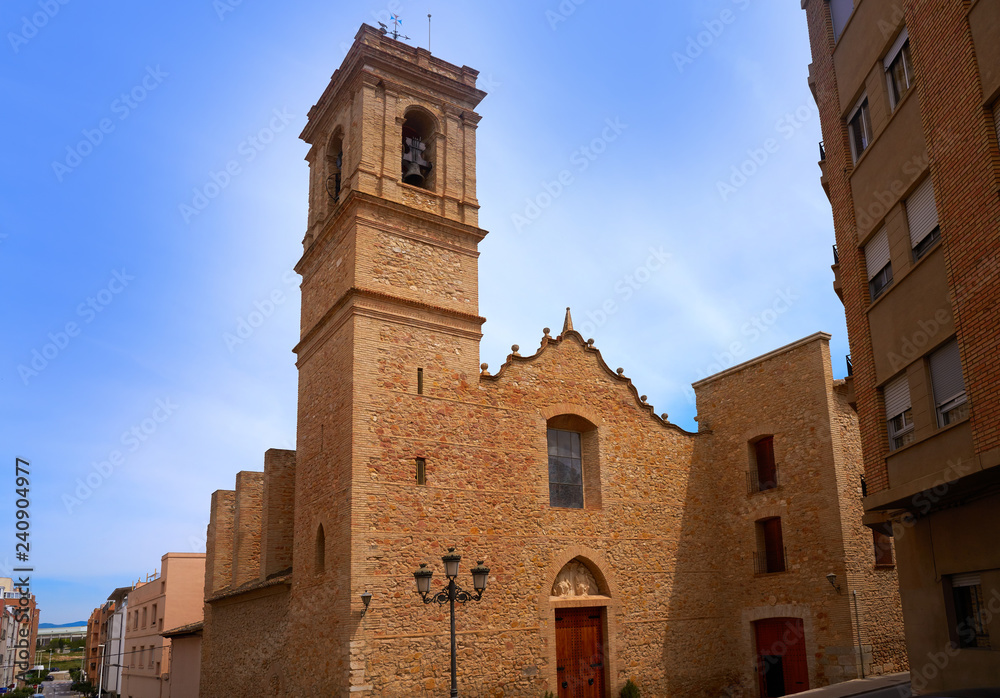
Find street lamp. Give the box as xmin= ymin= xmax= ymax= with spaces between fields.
xmin=412 ymin=548 xmax=491 ymax=698
xmin=97 ymin=643 xmax=105 ymax=698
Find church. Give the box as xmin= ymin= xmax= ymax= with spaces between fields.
xmin=198 ymin=24 xmax=907 ymax=697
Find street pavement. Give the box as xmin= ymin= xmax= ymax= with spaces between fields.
xmin=793 ymin=672 xmax=912 ymax=698
xmin=40 ymin=680 xmax=80 ymax=697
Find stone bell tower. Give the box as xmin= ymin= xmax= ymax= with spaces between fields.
xmin=287 ymin=25 xmax=488 ymax=694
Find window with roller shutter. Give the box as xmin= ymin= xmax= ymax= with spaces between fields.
xmin=865 ymin=228 xmax=893 ymax=301
xmin=884 ymin=374 xmax=914 ymax=451
xmin=884 ymin=29 xmax=914 ymax=110
xmin=906 ymin=177 xmax=940 ymax=261
xmin=930 ymin=339 xmax=968 ymax=427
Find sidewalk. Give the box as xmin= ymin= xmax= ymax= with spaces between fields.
xmin=793 ymin=672 xmax=911 ymax=698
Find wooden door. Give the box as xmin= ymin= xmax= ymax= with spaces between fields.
xmin=754 ymin=618 xmax=809 ymax=697
xmin=555 ymin=608 xmax=606 ymax=697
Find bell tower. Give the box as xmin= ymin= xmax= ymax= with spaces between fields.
xmin=287 ymin=25 xmax=488 ymax=694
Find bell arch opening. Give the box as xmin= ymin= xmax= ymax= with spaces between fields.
xmin=401 ymin=107 xmax=436 ymax=191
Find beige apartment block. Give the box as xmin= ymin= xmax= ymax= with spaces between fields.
xmin=120 ymin=553 xmax=205 ymax=698
xmin=196 ymin=23 xmax=909 ymax=698
xmin=802 ymin=0 xmax=1000 ymax=691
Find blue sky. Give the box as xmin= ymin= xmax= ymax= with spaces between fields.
xmin=2 ymin=0 xmax=844 ymax=623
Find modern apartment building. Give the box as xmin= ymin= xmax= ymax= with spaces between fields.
xmin=120 ymin=553 xmax=205 ymax=698
xmin=802 ymin=0 xmax=1000 ymax=691
xmin=1 ymin=581 xmax=38 ymax=682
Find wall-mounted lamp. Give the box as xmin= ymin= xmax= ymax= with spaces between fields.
xmin=826 ymin=573 xmax=841 ymax=594
xmin=360 ymin=590 xmax=373 ymax=616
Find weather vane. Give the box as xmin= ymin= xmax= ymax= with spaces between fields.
xmin=378 ymin=14 xmax=410 ymax=42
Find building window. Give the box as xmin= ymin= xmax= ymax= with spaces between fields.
xmin=748 ymin=435 xmax=778 ymax=494
xmin=138 ymin=646 xmax=144 ymax=668
xmin=930 ymin=339 xmax=968 ymax=427
xmin=315 ymin=524 xmax=326 ymax=574
xmin=829 ymin=0 xmax=854 ymax=42
xmin=865 ymin=227 xmax=893 ymax=301
xmin=950 ymin=573 xmax=991 ymax=649
xmin=546 ymin=414 xmax=600 ymax=510
xmin=326 ymin=130 xmax=343 ymax=204
xmin=416 ymin=367 xmax=424 ymax=395
xmin=755 ymin=518 xmax=786 ymax=574
xmin=848 ymin=96 xmax=872 ymax=163
xmin=548 ymin=429 xmax=583 ymax=508
xmin=885 ymin=29 xmax=914 ymax=109
xmin=401 ymin=109 xmax=435 ymax=190
xmin=906 ymin=177 xmax=940 ymax=261
xmin=151 ymin=604 xmax=157 ymax=629
xmin=415 ymin=457 xmax=426 ymax=485
xmin=873 ymin=529 xmax=894 ymax=566
xmin=884 ymin=374 xmax=914 ymax=451
xmin=141 ymin=607 xmax=147 ymax=628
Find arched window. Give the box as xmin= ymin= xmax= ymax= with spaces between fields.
xmin=546 ymin=415 xmax=600 ymax=510
xmin=315 ymin=524 xmax=326 ymax=574
xmin=326 ymin=130 xmax=344 ymax=203
xmin=401 ymin=109 xmax=435 ymax=190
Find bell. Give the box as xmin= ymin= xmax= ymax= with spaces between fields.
xmin=402 ymin=160 xmax=425 ymax=186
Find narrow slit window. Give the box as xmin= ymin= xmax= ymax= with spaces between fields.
xmin=315 ymin=524 xmax=326 ymax=574
xmin=416 ymin=457 xmax=426 ymax=485
xmin=417 ymin=367 xmax=424 ymax=395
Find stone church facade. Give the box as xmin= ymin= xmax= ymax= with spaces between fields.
xmin=198 ymin=25 xmax=906 ymax=697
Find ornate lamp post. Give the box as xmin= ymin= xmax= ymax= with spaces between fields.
xmin=413 ymin=548 xmax=490 ymax=698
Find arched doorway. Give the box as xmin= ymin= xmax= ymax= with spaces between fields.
xmin=552 ymin=559 xmax=607 ymax=697
xmin=754 ymin=617 xmax=809 ymax=696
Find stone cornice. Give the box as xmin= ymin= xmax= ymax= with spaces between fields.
xmin=301 ymin=24 xmax=485 ymax=145
xmin=295 ymin=190 xmax=486 ymax=278
xmin=294 ymin=287 xmax=484 ymax=365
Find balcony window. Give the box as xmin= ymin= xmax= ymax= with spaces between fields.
xmin=885 ymin=29 xmax=914 ymax=109
xmin=865 ymin=228 xmax=893 ymax=301
xmin=906 ymin=177 xmax=940 ymax=261
xmin=848 ymin=96 xmax=871 ymax=163
xmin=748 ymin=436 xmax=778 ymax=494
xmin=884 ymin=374 xmax=914 ymax=451
xmin=930 ymin=339 xmax=968 ymax=427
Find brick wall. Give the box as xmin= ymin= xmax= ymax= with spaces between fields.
xmin=260 ymin=448 xmax=296 ymax=578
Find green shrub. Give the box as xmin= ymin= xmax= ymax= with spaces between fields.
xmin=620 ymin=678 xmax=640 ymax=698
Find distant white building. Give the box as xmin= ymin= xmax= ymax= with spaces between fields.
xmin=103 ymin=587 xmax=131 ymax=694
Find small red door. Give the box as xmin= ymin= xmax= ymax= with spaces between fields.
xmin=555 ymin=608 xmax=606 ymax=697
xmin=754 ymin=618 xmax=809 ymax=697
